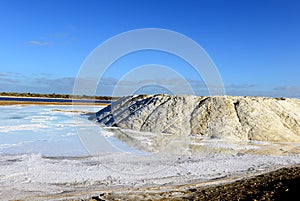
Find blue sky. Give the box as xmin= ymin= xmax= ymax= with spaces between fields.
xmin=0 ymin=0 xmax=299 ymax=98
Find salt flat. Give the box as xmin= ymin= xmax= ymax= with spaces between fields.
xmin=0 ymin=104 xmax=299 ymax=200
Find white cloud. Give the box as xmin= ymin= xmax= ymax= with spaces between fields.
xmin=274 ymin=86 xmax=300 ymax=91
xmin=0 ymin=77 xmax=19 ymax=83
xmin=26 ymin=40 xmax=49 ymax=46
xmin=227 ymin=84 xmax=258 ymax=89
xmin=46 ymin=32 xmax=71 ymax=38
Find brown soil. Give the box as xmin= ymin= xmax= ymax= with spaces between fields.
xmin=85 ymin=165 xmax=300 ymax=201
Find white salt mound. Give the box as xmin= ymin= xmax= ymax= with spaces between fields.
xmin=93 ymin=94 xmax=300 ymax=142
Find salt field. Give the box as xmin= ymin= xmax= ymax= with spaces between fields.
xmin=0 ymin=104 xmax=300 ymax=200
xmin=0 ymin=105 xmax=103 ymax=156
xmin=0 ymin=105 xmax=145 ymax=156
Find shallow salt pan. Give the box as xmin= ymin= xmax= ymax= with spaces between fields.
xmin=0 ymin=105 xmax=135 ymax=156
xmin=0 ymin=105 xmax=300 ymax=200
xmin=0 ymin=105 xmax=86 ymax=156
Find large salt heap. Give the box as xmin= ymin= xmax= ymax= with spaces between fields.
xmin=92 ymin=94 xmax=300 ymax=142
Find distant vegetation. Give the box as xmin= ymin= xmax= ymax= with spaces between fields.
xmin=0 ymin=92 xmax=119 ymax=100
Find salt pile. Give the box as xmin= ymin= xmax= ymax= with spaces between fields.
xmin=94 ymin=94 xmax=300 ymax=142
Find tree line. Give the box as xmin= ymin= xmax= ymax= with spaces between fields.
xmin=0 ymin=92 xmax=119 ymax=100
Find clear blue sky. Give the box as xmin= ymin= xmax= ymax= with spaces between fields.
xmin=0 ymin=0 xmax=299 ymax=98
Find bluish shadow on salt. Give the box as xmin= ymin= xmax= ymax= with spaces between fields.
xmin=0 ymin=105 xmax=148 ymax=157
xmin=107 ymin=136 xmax=150 ymax=155
xmin=75 ymin=118 xmax=149 ymax=156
